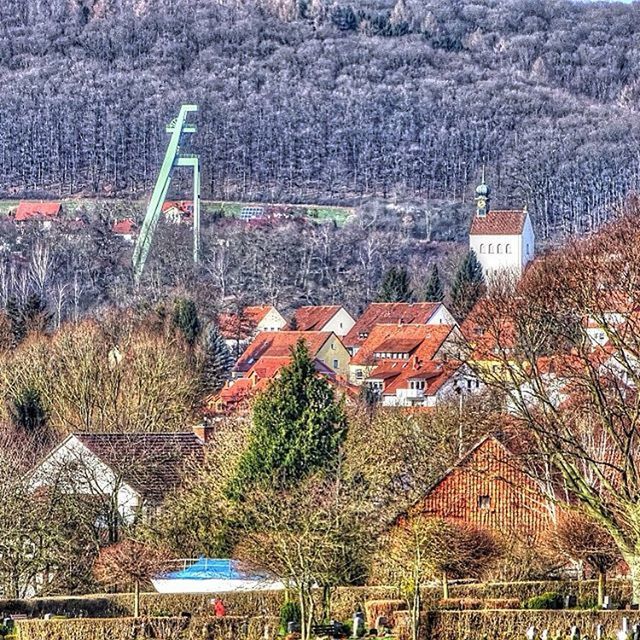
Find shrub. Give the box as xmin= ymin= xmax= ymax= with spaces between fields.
xmin=279 ymin=601 xmax=301 ymax=635
xmin=484 ymin=598 xmax=520 ymax=610
xmin=523 ymin=592 xmax=564 ymax=610
xmin=364 ymin=599 xmax=407 ymax=628
xmin=437 ymin=598 xmax=483 ymax=610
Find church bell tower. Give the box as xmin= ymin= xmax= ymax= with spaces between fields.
xmin=475 ymin=166 xmax=490 ymax=218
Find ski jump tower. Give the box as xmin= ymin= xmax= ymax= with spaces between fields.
xmin=132 ymin=104 xmax=200 ymax=284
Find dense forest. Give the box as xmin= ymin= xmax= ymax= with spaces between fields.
xmin=0 ymin=0 xmax=639 ymax=240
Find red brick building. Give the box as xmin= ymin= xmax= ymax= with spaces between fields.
xmin=413 ymin=435 xmax=557 ymax=543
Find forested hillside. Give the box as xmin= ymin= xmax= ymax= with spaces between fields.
xmin=1 ymin=0 xmax=639 ymax=239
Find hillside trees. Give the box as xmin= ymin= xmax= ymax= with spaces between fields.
xmin=450 ymin=251 xmax=484 ymax=321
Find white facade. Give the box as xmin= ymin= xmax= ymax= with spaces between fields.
xmin=470 ymin=212 xmax=535 ymax=279
xmin=318 ymin=307 xmax=356 ymax=337
xmin=428 ymin=304 xmax=457 ymax=326
xmin=256 ymin=307 xmax=287 ymax=332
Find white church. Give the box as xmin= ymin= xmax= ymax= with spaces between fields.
xmin=469 ymin=174 xmax=534 ymax=278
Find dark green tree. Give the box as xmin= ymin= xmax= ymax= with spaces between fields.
xmin=424 ymin=264 xmax=444 ymax=302
xmin=450 ymin=251 xmax=485 ymax=321
xmin=6 ymin=295 xmax=25 ymax=346
xmin=199 ymin=323 xmax=234 ymax=397
xmin=172 ymin=298 xmax=200 ymax=347
xmin=8 ymin=386 xmax=48 ymax=441
xmin=23 ymin=292 xmax=52 ymax=335
xmin=377 ymin=266 xmax=412 ymax=303
xmin=227 ymin=340 xmax=347 ymax=498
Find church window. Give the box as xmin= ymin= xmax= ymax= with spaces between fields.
xmin=505 ymin=244 xmax=512 ymax=254
xmin=497 ymin=244 xmax=502 ymax=254
xmin=479 ymin=244 xmax=485 ymax=254
xmin=488 ymin=244 xmax=494 ymax=254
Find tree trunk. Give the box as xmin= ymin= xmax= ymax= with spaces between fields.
xmin=411 ymin=588 xmax=421 ymax=640
xmin=134 ymin=579 xmax=140 ymax=618
xmin=442 ymin=571 xmax=449 ymax=599
xmin=597 ymin=569 xmax=606 ymax=608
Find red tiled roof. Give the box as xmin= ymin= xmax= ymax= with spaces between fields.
xmin=235 ymin=331 xmax=333 ymax=373
xmin=291 ymin=305 xmax=344 ymax=331
xmin=15 ymin=201 xmax=62 ymax=222
xmin=469 ymin=210 xmax=527 ymax=236
xmin=368 ymin=359 xmax=459 ymax=396
xmin=344 ymin=303 xmax=442 ymax=349
xmin=351 ymin=324 xmax=455 ymax=366
xmin=112 ymin=218 xmax=136 ymax=234
xmin=162 ymin=200 xmax=193 ymax=213
xmin=74 ymin=432 xmax=204 ymax=504
xmin=219 ymin=306 xmax=279 ymax=340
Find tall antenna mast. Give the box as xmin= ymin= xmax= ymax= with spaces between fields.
xmin=132 ymin=104 xmax=200 ymax=284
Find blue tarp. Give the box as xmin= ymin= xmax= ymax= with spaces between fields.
xmin=161 ymin=558 xmax=268 ymax=581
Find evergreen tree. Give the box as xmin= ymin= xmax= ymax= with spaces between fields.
xmin=377 ymin=266 xmax=412 ymax=303
xmin=227 ymin=340 xmax=346 ymax=498
xmin=199 ymin=323 xmax=234 ymax=397
xmin=172 ymin=298 xmax=200 ymax=347
xmin=6 ymin=295 xmax=25 ymax=346
xmin=23 ymin=292 xmax=52 ymax=335
xmin=424 ymin=264 xmax=444 ymax=302
xmin=8 ymin=386 xmax=48 ymax=441
xmin=450 ymin=251 xmax=485 ymax=321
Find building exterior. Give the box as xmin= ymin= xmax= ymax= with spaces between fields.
xmin=234 ymin=330 xmax=351 ymax=379
xmin=413 ymin=435 xmax=556 ymax=543
xmin=469 ymin=176 xmax=534 ymax=279
xmin=290 ymin=305 xmax=355 ymax=337
xmin=343 ymin=302 xmax=456 ymax=355
xmin=219 ymin=305 xmax=287 ymax=357
xmin=162 ymin=200 xmax=193 ymax=224
xmin=112 ymin=218 xmax=137 ymax=242
xmin=14 ymin=201 xmax=63 ymax=228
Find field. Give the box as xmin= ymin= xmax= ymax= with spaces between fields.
xmin=0 ymin=198 xmax=354 ymax=226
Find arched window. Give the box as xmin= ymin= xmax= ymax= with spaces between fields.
xmin=497 ymin=244 xmax=503 ymax=254
xmin=479 ymin=243 xmax=485 ymax=254
xmin=505 ymin=244 xmax=512 ymax=254
xmin=488 ymin=244 xmax=494 ymax=254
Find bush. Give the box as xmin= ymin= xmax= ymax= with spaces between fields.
xmin=484 ymin=598 xmax=520 ymax=610
xmin=523 ymin=592 xmax=564 ymax=610
xmin=437 ymin=598 xmax=483 ymax=611
xmin=364 ymin=599 xmax=407 ymax=628
xmin=279 ymin=601 xmax=301 ymax=635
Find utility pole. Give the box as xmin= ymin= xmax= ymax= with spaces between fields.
xmin=132 ymin=104 xmax=200 ymax=285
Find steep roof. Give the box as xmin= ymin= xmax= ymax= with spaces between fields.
xmin=235 ymin=330 xmax=333 ymax=373
xmin=74 ymin=432 xmax=204 ymax=503
xmin=469 ymin=210 xmax=527 ymax=236
xmin=344 ymin=302 xmax=443 ymax=349
xmin=112 ymin=218 xmax=137 ymax=235
xmin=351 ymin=323 xmax=455 ymax=366
xmin=219 ymin=306 xmax=280 ymax=340
xmin=367 ymin=359 xmax=459 ymax=396
xmin=291 ymin=305 xmax=345 ymax=331
xmin=15 ymin=201 xmax=62 ymax=222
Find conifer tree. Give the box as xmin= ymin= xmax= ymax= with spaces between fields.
xmin=6 ymin=295 xmax=25 ymax=346
xmin=450 ymin=251 xmax=485 ymax=321
xmin=227 ymin=340 xmax=346 ymax=498
xmin=424 ymin=264 xmax=444 ymax=302
xmin=172 ymin=298 xmax=200 ymax=347
xmin=199 ymin=323 xmax=234 ymax=397
xmin=377 ymin=266 xmax=412 ymax=303
xmin=23 ymin=292 xmax=52 ymax=335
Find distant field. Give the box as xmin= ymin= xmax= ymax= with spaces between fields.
xmin=0 ymin=198 xmax=354 ymax=226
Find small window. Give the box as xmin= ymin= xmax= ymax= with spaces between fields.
xmin=333 ymin=359 xmax=339 ymax=369
xmin=497 ymin=244 xmax=502 ymax=254
xmin=488 ymin=244 xmax=494 ymax=254
xmin=505 ymin=244 xmax=512 ymax=254
xmin=355 ymin=369 xmax=363 ymax=380
xmin=479 ymin=243 xmax=485 ymax=254
xmin=478 ymin=495 xmax=491 ymax=510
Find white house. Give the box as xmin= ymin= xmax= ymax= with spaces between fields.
xmin=469 ymin=176 xmax=534 ymax=279
xmin=290 ymin=305 xmax=355 ymax=337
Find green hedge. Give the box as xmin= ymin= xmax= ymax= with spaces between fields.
xmin=423 ymin=610 xmax=638 ymax=640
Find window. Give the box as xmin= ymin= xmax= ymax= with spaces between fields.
xmin=497 ymin=244 xmax=502 ymax=254
xmin=355 ymin=369 xmax=363 ymax=380
xmin=479 ymin=243 xmax=485 ymax=254
xmin=478 ymin=495 xmax=491 ymax=510
xmin=488 ymin=244 xmax=494 ymax=254
xmin=505 ymin=244 xmax=512 ymax=254
xmin=333 ymin=359 xmax=339 ymax=369
xmin=410 ymin=379 xmax=425 ymax=390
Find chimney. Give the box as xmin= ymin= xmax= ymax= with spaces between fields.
xmin=193 ymin=422 xmax=215 ymax=444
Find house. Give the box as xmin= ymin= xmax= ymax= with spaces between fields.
xmin=28 ymin=430 xmax=207 ymax=525
xmin=290 ymin=305 xmax=355 ymax=337
xmin=412 ymin=434 xmax=557 ymax=543
xmin=469 ymin=174 xmax=534 ymax=279
xmin=343 ymin=302 xmax=456 ymax=355
xmin=349 ymin=323 xmax=460 ymax=384
xmin=219 ymin=306 xmax=287 ymax=356
xmin=234 ymin=330 xmax=351 ymax=379
xmin=162 ymin=200 xmax=193 ymax=224
xmin=14 ymin=201 xmax=63 ymax=228
xmin=112 ymin=218 xmax=137 ymax=242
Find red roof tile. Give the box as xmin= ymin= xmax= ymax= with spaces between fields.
xmin=291 ymin=305 xmax=344 ymax=331
xmin=469 ymin=210 xmax=527 ymax=236
xmin=219 ymin=306 xmax=279 ymax=340
xmin=112 ymin=218 xmax=137 ymax=234
xmin=15 ymin=201 xmax=62 ymax=222
xmin=162 ymin=200 xmax=193 ymax=213
xmin=344 ymin=302 xmax=444 ymax=349
xmin=235 ymin=331 xmax=333 ymax=373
